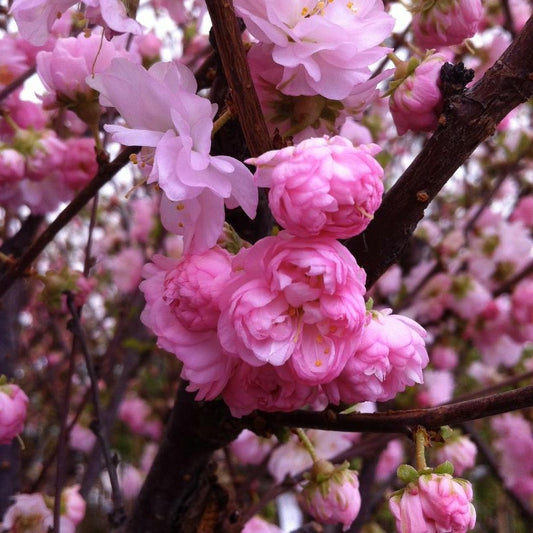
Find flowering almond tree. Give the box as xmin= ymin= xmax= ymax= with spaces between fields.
xmin=1 ymin=1 xmax=533 ymax=532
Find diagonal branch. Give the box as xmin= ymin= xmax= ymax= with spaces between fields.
xmin=347 ymin=14 xmax=533 ymax=288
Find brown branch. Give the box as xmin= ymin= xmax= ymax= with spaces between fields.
xmin=347 ymin=14 xmax=533 ymax=288
xmin=245 ymin=384 xmax=533 ymax=435
xmin=204 ymin=0 xmax=272 ymax=158
xmin=0 ymin=146 xmax=139 ymax=299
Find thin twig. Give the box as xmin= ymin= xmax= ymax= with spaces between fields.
xmin=0 ymin=67 xmax=36 ymax=103
xmin=66 ymin=292 xmax=126 ymax=527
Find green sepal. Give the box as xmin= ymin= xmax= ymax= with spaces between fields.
xmin=397 ymin=464 xmax=419 ymax=484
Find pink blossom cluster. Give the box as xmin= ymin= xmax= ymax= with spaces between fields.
xmin=141 ymin=229 xmax=428 ymax=416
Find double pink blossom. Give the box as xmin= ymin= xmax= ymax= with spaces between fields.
xmin=249 ymin=136 xmax=384 ymax=239
xmin=389 ymin=473 xmax=476 ymax=533
xmin=325 ymin=309 xmax=428 ymax=405
xmin=140 ymin=250 xmax=236 ymax=401
xmin=234 ymin=0 xmax=393 ymax=100
xmin=218 ymin=232 xmax=367 ymax=385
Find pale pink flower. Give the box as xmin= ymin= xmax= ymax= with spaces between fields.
xmin=247 ymin=43 xmax=391 ymax=141
xmin=302 ymin=460 xmax=360 ymax=531
xmin=0 ymin=149 xmax=25 ymax=208
xmin=325 ymin=309 xmax=428 ymax=405
xmin=242 ymin=516 xmax=282 ymax=533
xmin=249 ymin=136 xmax=383 ymax=239
xmin=2 ymin=493 xmax=53 ymax=533
xmin=10 ymin=0 xmax=142 ymax=46
xmin=448 ymin=274 xmax=492 ymax=320
xmin=62 ymin=485 xmax=86 ymax=527
xmin=389 ymin=473 xmax=476 ymax=533
xmin=376 ymin=439 xmax=404 ymax=483
xmin=107 ymin=248 xmax=145 ymax=293
xmin=119 ymin=464 xmax=144 ymax=500
xmin=234 ymin=0 xmax=393 ymax=100
xmin=339 ymin=119 xmax=373 ymax=146
xmin=404 ymin=271 xmax=452 ymax=322
xmin=36 ymin=32 xmax=132 ymax=104
xmin=389 ymin=53 xmax=447 ymax=136
xmin=268 ymin=429 xmax=354 ymax=482
xmin=88 ymin=59 xmax=257 ymax=252
xmin=140 ymin=252 xmax=236 ymax=400
xmin=412 ymin=0 xmax=483 ymax=49
xmin=61 ymin=138 xmax=98 ymax=190
xmin=417 ymin=369 xmax=454 ymax=407
xmin=510 ymin=196 xmax=533 ymax=228
xmin=231 ymin=429 xmax=277 ymax=465
xmin=129 ymin=197 xmax=157 ymax=243
xmin=436 ymin=436 xmax=477 ymax=477
xmin=118 ymin=396 xmax=161 ymax=439
xmin=431 ymin=345 xmax=458 ymax=371
xmin=69 ymin=423 xmax=96 ymax=454
xmin=222 ymin=360 xmax=317 ymax=417
xmin=218 ymin=232 xmax=367 ymax=385
xmin=0 ymin=381 xmax=29 ymax=444
xmin=492 ymin=414 xmax=533 ymax=498
xmin=510 ymin=278 xmax=533 ymax=342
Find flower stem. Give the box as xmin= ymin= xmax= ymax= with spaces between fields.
xmin=296 ymin=428 xmax=319 ymax=464
xmin=212 ymin=108 xmax=234 ymax=137
xmin=415 ymin=426 xmax=428 ymax=471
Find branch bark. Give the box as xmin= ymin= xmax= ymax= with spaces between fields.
xmin=347 ymin=14 xmax=533 ymax=287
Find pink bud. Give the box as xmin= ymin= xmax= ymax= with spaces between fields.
xmin=412 ymin=0 xmax=483 ymax=49
xmin=389 ymin=53 xmax=447 ymax=136
xmin=302 ymin=461 xmax=361 ymax=531
xmin=0 ymin=380 xmax=29 ymax=444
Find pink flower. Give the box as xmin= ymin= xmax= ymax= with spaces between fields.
xmin=325 ymin=309 xmax=428 ymax=405
xmin=302 ymin=460 xmax=361 ymax=531
xmin=376 ymin=439 xmax=404 ymax=482
xmin=36 ymin=32 xmax=133 ymax=104
xmin=230 ymin=429 xmax=276 ymax=465
xmin=389 ymin=473 xmax=476 ymax=533
xmin=234 ymin=0 xmax=393 ymax=99
xmin=69 ymin=423 xmax=96 ymax=454
xmin=436 ymin=436 xmax=477 ymax=477
xmin=62 ymin=485 xmax=86 ymax=527
xmin=431 ymin=345 xmax=458 ymax=371
xmin=88 ymin=58 xmax=257 ymax=252
xmin=10 ymin=0 xmax=142 ymax=46
xmin=140 ymin=252 xmax=236 ymax=400
xmin=242 ymin=516 xmax=282 ymax=533
xmin=118 ymin=396 xmax=161 ymax=439
xmin=61 ymin=138 xmax=98 ymax=190
xmin=510 ymin=278 xmax=533 ymax=342
xmin=389 ymin=53 xmax=447 ymax=136
xmin=218 ymin=232 xmax=367 ymax=385
xmin=249 ymin=136 xmax=384 ymax=239
xmin=107 ymin=248 xmax=145 ymax=294
xmin=2 ymin=493 xmax=53 ymax=532
xmin=510 ymin=196 xmax=533 ymax=228
xmin=417 ymin=369 xmax=454 ymax=407
xmin=222 ymin=360 xmax=317 ymax=417
xmin=412 ymin=0 xmax=483 ymax=49
xmin=0 ymin=381 xmax=29 ymax=444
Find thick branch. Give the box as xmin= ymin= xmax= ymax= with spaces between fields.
xmin=205 ymin=0 xmax=272 ymax=157
xmin=0 ymin=146 xmax=139 ymax=299
xmin=347 ymin=15 xmax=533 ymax=287
xmin=246 ymin=384 xmax=533 ymax=435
